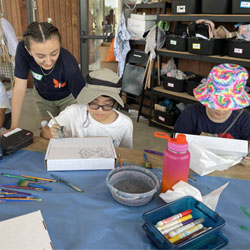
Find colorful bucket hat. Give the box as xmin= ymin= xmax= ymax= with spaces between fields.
xmin=193 ymin=63 xmax=250 ymax=110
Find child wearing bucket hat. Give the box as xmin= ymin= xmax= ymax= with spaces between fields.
xmin=41 ymin=68 xmax=133 ymax=148
xmin=174 ymin=63 xmax=250 ymax=140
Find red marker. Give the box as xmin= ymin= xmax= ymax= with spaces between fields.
xmin=156 ymin=209 xmax=192 ymax=226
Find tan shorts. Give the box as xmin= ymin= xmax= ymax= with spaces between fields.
xmin=33 ymin=87 xmax=77 ymax=119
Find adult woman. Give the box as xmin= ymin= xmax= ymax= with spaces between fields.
xmin=10 ymin=21 xmax=85 ymax=131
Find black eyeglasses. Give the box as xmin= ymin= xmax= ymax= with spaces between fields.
xmin=88 ymin=102 xmax=114 ymax=111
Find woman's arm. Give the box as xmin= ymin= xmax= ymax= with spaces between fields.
xmin=10 ymin=77 xmax=28 ymax=129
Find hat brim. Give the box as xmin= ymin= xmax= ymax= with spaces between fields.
xmin=77 ymin=85 xmax=124 ymax=107
xmin=194 ymin=81 xmax=250 ymax=110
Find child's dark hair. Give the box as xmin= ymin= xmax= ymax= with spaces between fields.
xmin=23 ymin=22 xmax=61 ymax=50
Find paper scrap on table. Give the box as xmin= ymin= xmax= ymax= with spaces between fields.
xmin=189 ymin=142 xmax=242 ymax=176
xmin=159 ymin=180 xmax=229 ymax=211
xmin=0 ymin=210 xmax=53 ymax=250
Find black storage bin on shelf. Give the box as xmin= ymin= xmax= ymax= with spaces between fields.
xmin=186 ymin=75 xmax=204 ymax=96
xmin=172 ymin=0 xmax=201 ymax=14
xmin=201 ymin=0 xmax=231 ymax=13
xmin=227 ymin=39 xmax=250 ymax=59
xmin=232 ymin=0 xmax=250 ymax=13
xmin=154 ymin=110 xmax=180 ymax=126
xmin=188 ymin=37 xmax=226 ymax=55
xmin=162 ymin=75 xmax=186 ymax=92
xmin=166 ymin=35 xmax=187 ymax=52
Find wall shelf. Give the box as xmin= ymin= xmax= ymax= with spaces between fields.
xmin=124 ymin=2 xmax=167 ymax=10
xmin=158 ymin=14 xmax=250 ymax=22
xmin=152 ymin=86 xmax=198 ymax=104
xmin=149 ymin=118 xmax=174 ymax=131
xmin=157 ymin=49 xmax=250 ymax=68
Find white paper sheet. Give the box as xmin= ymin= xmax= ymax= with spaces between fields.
xmin=0 ymin=210 xmax=53 ymax=250
xmin=189 ymin=142 xmax=242 ymax=176
xmin=177 ymin=133 xmax=248 ymax=157
xmin=160 ymin=180 xmax=229 ymax=211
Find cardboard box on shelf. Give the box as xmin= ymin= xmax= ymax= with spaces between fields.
xmin=130 ymin=14 xmax=157 ymax=21
xmin=127 ymin=18 xmax=155 ymax=38
xmin=100 ymin=42 xmax=118 ymax=73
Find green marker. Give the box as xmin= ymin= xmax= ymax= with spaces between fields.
xmin=1 ymin=173 xmax=36 ymax=181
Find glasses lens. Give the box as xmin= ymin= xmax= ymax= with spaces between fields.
xmin=88 ymin=103 xmax=99 ymax=110
xmin=102 ymin=105 xmax=113 ymax=111
xmin=88 ymin=103 xmax=113 ymax=111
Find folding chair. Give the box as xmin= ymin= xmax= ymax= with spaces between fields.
xmin=121 ymin=49 xmax=149 ymax=122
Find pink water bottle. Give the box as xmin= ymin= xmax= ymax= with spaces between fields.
xmin=161 ymin=134 xmax=190 ymax=193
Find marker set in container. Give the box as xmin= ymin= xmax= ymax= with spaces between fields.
xmin=155 ymin=209 xmax=210 ymax=245
xmin=142 ymin=196 xmax=229 ymax=249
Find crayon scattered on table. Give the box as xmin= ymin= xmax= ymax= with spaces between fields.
xmin=21 ymin=175 xmax=57 ymax=183
xmin=144 ymin=149 xmax=164 ymax=156
xmin=118 ymin=154 xmax=123 ymax=167
xmin=143 ymin=153 xmax=152 ymax=169
xmin=1 ymin=173 xmax=37 ymax=181
xmin=188 ymin=175 xmax=197 ymax=181
xmin=1 ymin=185 xmax=49 ymax=191
xmin=50 ymin=174 xmax=84 ymax=192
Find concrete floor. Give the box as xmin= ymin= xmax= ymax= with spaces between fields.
xmin=19 ymin=89 xmax=169 ymax=153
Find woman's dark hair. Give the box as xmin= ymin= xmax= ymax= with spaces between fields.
xmin=23 ymin=22 xmax=61 ymax=50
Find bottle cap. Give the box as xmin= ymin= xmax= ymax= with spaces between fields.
xmin=153 ymin=132 xmax=188 ymax=152
xmin=168 ymin=134 xmax=188 ymax=152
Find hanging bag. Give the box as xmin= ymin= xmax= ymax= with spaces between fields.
xmin=187 ymin=19 xmax=217 ymax=39
xmin=121 ymin=50 xmax=148 ymax=96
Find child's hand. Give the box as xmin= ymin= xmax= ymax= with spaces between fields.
xmin=50 ymin=124 xmax=65 ymax=138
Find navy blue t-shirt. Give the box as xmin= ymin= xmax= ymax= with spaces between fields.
xmin=15 ymin=41 xmax=85 ymax=101
xmin=174 ymin=103 xmax=250 ymax=140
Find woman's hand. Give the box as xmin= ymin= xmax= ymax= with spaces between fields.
xmin=50 ymin=124 xmax=65 ymax=138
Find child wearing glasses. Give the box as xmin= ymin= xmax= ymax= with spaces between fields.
xmin=41 ymin=69 xmax=133 ymax=148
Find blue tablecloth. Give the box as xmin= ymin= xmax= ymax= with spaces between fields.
xmin=0 ymin=150 xmax=249 ymax=249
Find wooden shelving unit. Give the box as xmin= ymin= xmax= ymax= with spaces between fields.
xmin=149 ymin=13 xmax=250 ymax=131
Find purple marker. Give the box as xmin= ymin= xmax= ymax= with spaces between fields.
xmin=0 ymin=188 xmax=32 ymax=196
xmin=160 ymin=219 xmax=194 ymax=235
xmin=144 ymin=149 xmax=164 ymax=156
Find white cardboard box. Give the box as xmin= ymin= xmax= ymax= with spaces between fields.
xmin=130 ymin=14 xmax=157 ymax=21
xmin=127 ymin=18 xmax=155 ymax=37
xmin=45 ymin=137 xmax=117 ymax=171
xmin=0 ymin=210 xmax=53 ymax=250
xmin=179 ymin=133 xmax=248 ymax=157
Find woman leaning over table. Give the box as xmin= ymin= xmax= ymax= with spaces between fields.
xmin=6 ymin=21 xmax=86 ymax=132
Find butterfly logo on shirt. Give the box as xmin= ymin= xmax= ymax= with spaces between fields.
xmin=53 ymin=79 xmax=67 ymax=88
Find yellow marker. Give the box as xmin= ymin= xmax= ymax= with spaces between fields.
xmin=157 ymin=214 xmax=193 ymax=231
xmin=118 ymin=154 xmax=123 ymax=167
xmin=169 ymin=224 xmax=203 ymax=244
xmin=21 ymin=175 xmax=57 ymax=183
